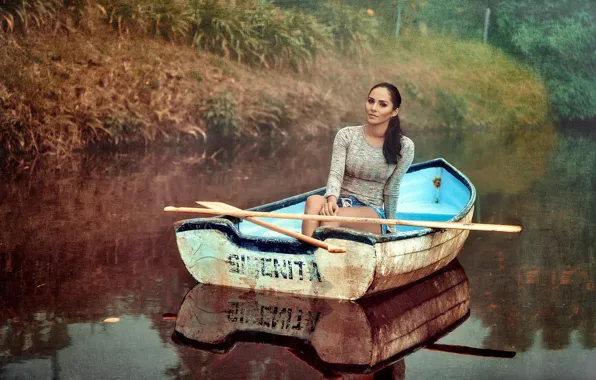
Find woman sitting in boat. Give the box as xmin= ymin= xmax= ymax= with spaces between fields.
xmin=302 ymin=82 xmax=415 ymax=236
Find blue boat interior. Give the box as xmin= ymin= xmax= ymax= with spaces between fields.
xmin=238 ymin=163 xmax=473 ymax=239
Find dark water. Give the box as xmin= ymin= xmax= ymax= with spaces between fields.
xmin=1 ymin=126 xmax=594 ymax=379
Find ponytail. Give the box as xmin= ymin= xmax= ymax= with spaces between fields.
xmin=382 ymin=114 xmax=403 ymax=164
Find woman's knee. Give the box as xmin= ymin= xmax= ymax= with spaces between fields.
xmin=304 ymin=195 xmax=326 ymax=214
xmin=335 ymin=207 xmax=381 ymax=233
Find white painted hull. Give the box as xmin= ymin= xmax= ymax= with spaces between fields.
xmin=175 ymin=207 xmax=473 ymax=300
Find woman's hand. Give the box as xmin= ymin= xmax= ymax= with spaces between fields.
xmin=320 ymin=196 xmax=338 ymax=216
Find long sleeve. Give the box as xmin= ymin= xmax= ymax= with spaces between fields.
xmin=383 ymin=137 xmax=415 ymax=233
xmin=324 ymin=128 xmax=351 ymax=199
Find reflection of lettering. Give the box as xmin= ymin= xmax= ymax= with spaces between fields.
xmin=227 ymin=254 xmax=322 ymax=282
xmin=292 ymin=309 xmax=302 ymax=330
xmin=271 ymin=307 xmax=291 ymax=329
xmin=226 ymin=301 xmax=321 ymax=333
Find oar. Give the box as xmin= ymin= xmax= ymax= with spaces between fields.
xmin=425 ymin=343 xmax=516 ymax=358
xmin=163 ymin=205 xmax=522 ymax=233
xmin=196 ymin=201 xmax=347 ymax=253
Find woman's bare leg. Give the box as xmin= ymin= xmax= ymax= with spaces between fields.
xmin=302 ymin=195 xmax=327 ymax=236
xmin=322 ymin=207 xmax=382 ymax=234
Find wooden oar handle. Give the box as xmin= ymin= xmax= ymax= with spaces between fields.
xmin=164 ymin=206 xmax=522 ymax=233
xmin=244 ymin=216 xmax=346 ymax=253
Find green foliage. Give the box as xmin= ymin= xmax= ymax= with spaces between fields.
xmin=435 ymin=88 xmax=468 ymax=127
xmin=190 ymin=71 xmax=202 ymax=82
xmin=274 ymin=0 xmax=380 ymax=57
xmin=342 ymin=0 xmax=596 ymax=121
xmin=413 ymin=0 xmax=486 ymax=39
xmin=491 ymin=0 xmax=596 ymax=121
xmin=147 ymin=0 xmax=191 ymax=39
xmin=354 ymin=0 xmax=596 ymax=121
xmin=0 ymin=0 xmax=104 ymax=33
xmin=100 ymin=0 xmax=191 ymax=39
xmin=311 ymin=1 xmax=379 ymax=57
xmin=201 ymin=92 xmax=242 ymax=138
xmin=246 ymin=95 xmax=284 ymax=137
xmin=1 ymin=1 xmax=375 ymax=70
xmin=188 ymin=0 xmax=330 ymax=71
xmin=102 ymin=114 xmax=145 ymax=144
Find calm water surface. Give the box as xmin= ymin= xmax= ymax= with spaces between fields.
xmin=1 ymin=126 xmax=594 ymax=379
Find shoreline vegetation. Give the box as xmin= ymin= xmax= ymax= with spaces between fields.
xmin=0 ymin=0 xmax=549 ymax=165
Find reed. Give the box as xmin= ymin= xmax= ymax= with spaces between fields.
xmin=101 ymin=0 xmax=191 ymax=40
xmin=1 ymin=1 xmax=340 ymax=70
xmin=187 ymin=0 xmax=330 ymax=71
xmin=0 ymin=0 xmax=56 ymax=33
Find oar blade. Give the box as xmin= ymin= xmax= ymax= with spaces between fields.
xmin=197 ymin=201 xmax=237 ymax=211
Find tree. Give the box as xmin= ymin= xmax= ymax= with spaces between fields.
xmin=490 ymin=0 xmax=596 ymax=121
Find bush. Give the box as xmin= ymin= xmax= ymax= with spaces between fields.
xmin=188 ymin=0 xmax=330 ymax=71
xmin=313 ymin=1 xmax=380 ymax=57
xmin=0 ymin=1 xmax=361 ymax=71
xmin=435 ymin=88 xmax=468 ymax=127
xmin=101 ymin=0 xmax=190 ymax=40
xmin=201 ymin=92 xmax=242 ymax=138
xmin=274 ymin=0 xmax=380 ymax=58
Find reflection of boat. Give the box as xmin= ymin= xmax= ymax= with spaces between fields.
xmin=174 ymin=158 xmax=475 ymax=299
xmin=173 ymin=260 xmax=470 ymax=375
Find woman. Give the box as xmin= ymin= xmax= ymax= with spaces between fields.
xmin=302 ymin=82 xmax=415 ymax=236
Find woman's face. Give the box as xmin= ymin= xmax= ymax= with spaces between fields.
xmin=365 ymin=87 xmax=398 ymax=127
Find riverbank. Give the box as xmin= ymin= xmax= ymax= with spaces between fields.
xmin=1 ymin=17 xmax=548 ymax=164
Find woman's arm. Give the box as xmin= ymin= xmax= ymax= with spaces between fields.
xmin=383 ymin=137 xmax=415 ymax=233
xmin=324 ymin=128 xmax=350 ymax=200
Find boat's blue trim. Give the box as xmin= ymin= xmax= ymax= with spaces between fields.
xmin=176 ymin=218 xmax=378 ymax=249
xmin=176 ymin=219 xmax=319 ymax=255
xmin=174 ymin=158 xmax=476 ymax=248
xmin=373 ymin=157 xmax=477 ymax=243
xmin=251 ymin=187 xmax=325 ymax=213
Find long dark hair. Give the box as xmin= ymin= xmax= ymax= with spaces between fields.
xmin=369 ymin=82 xmax=403 ymax=165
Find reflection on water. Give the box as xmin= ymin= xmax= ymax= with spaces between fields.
xmin=172 ymin=260 xmax=469 ymax=378
xmin=0 ymin=126 xmax=594 ymax=379
xmin=1 ymin=317 xmax=180 ymax=379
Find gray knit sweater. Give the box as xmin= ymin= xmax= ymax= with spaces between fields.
xmin=323 ymin=125 xmax=415 ymax=233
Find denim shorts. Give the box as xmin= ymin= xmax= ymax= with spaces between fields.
xmin=337 ymin=195 xmax=387 ymax=234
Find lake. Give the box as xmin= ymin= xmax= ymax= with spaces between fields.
xmin=1 ymin=124 xmax=594 ymax=379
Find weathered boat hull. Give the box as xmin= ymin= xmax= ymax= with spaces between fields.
xmin=173 ymin=260 xmax=470 ymax=374
xmin=174 ymin=158 xmax=476 ymax=299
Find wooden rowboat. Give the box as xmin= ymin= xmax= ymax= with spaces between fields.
xmin=172 ymin=260 xmax=470 ymax=376
xmin=173 ymin=158 xmax=476 ymax=299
